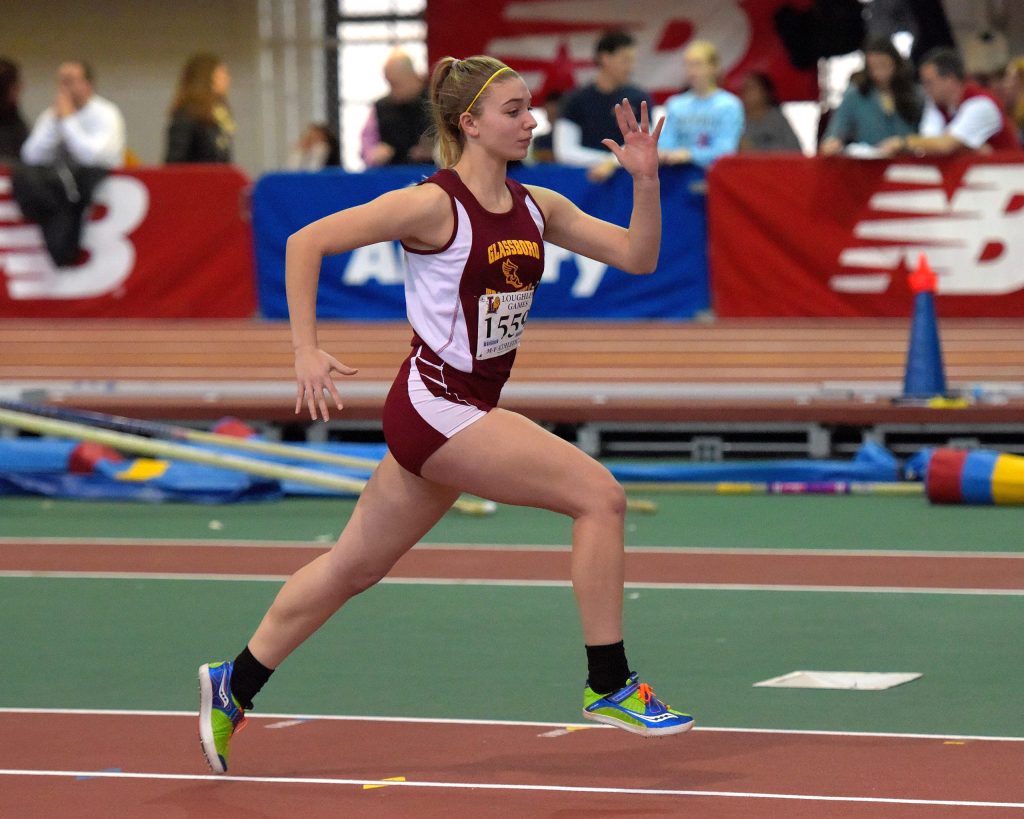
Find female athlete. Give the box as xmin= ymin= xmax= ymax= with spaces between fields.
xmin=198 ymin=54 xmax=692 ymax=774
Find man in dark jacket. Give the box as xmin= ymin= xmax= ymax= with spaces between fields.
xmin=360 ymin=50 xmax=432 ymax=167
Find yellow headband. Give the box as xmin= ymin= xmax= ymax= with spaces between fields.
xmin=463 ymin=66 xmax=512 ymax=114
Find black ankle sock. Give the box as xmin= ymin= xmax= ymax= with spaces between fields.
xmin=585 ymin=640 xmax=630 ymax=695
xmin=231 ymin=645 xmax=274 ymax=710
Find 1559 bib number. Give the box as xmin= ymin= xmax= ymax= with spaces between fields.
xmin=476 ymin=289 xmax=534 ymax=360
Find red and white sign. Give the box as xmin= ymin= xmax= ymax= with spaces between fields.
xmin=708 ymin=154 xmax=1024 ymax=317
xmin=0 ymin=166 xmax=255 ymax=318
xmin=426 ymin=0 xmax=817 ymax=103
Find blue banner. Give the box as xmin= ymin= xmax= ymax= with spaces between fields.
xmin=252 ymin=165 xmax=709 ymax=319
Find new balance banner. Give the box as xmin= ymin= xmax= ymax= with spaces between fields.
xmin=0 ymin=166 xmax=255 ymax=318
xmin=252 ymin=165 xmax=709 ymax=320
xmin=425 ymin=0 xmax=817 ymax=103
xmin=708 ymin=154 xmax=1024 ymax=317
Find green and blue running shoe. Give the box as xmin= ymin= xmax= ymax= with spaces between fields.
xmin=198 ymin=661 xmax=247 ymax=773
xmin=583 ymin=673 xmax=694 ymax=736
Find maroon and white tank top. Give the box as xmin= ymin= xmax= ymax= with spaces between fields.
xmin=401 ymin=168 xmax=546 ymax=384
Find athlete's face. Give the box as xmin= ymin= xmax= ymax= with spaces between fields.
xmin=472 ymin=77 xmax=537 ymax=159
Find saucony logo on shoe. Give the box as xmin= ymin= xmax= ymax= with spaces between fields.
xmin=218 ymin=672 xmax=229 ymax=708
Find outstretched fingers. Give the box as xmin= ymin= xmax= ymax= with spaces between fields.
xmin=612 ymin=99 xmax=663 ymax=143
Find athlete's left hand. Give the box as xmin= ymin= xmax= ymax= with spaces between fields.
xmin=601 ymin=99 xmax=664 ymax=181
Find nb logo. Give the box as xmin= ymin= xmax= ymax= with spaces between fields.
xmin=0 ymin=175 xmax=149 ymax=300
xmin=832 ymin=163 xmax=1024 ymax=296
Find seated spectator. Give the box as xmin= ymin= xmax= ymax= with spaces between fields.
xmin=660 ymin=40 xmax=744 ymax=168
xmin=21 ymin=60 xmax=124 ymax=168
xmin=361 ymin=50 xmax=432 ymax=167
xmin=528 ymin=90 xmax=563 ymax=164
xmin=554 ymin=30 xmax=652 ymax=181
xmin=820 ymin=37 xmax=922 ymax=155
xmin=0 ymin=57 xmax=28 ymax=163
xmin=165 ymin=53 xmax=235 ymax=164
xmin=287 ymin=122 xmax=341 ymax=170
xmin=739 ymin=72 xmax=802 ymax=153
xmin=878 ymin=47 xmax=1020 ymax=157
xmin=16 ymin=60 xmax=124 ymax=266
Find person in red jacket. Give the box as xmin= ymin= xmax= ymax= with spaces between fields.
xmin=879 ymin=47 xmax=1020 ymax=156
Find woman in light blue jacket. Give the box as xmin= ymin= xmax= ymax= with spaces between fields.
xmin=660 ymin=40 xmax=744 ymax=169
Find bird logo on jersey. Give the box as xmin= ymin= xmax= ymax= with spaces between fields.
xmin=502 ymin=258 xmax=523 ymax=288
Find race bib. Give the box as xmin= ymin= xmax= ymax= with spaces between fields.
xmin=476 ymin=289 xmax=534 ymax=360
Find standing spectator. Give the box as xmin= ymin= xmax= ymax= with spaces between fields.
xmin=361 ymin=50 xmax=432 ymax=167
xmin=820 ymin=37 xmax=922 ymax=155
xmin=659 ymin=40 xmax=744 ymax=169
xmin=878 ymin=48 xmax=1020 ymax=157
xmin=287 ymin=123 xmax=341 ymax=171
xmin=739 ymin=72 xmax=802 ymax=153
xmin=165 ymin=53 xmax=235 ymax=164
xmin=21 ymin=60 xmax=124 ymax=169
xmin=554 ymin=30 xmax=652 ymax=181
xmin=0 ymin=57 xmax=28 ymax=163
xmin=15 ymin=60 xmax=124 ymax=266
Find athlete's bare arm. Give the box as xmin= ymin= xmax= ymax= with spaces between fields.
xmin=286 ymin=183 xmax=453 ymax=420
xmin=526 ymin=100 xmax=664 ymax=275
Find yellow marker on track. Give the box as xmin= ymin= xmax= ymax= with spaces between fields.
xmin=363 ymin=776 xmax=407 ymax=790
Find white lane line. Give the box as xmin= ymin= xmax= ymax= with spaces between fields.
xmin=0 ymin=537 xmax=334 ymax=551
xmin=263 ymin=719 xmax=310 ymax=730
xmin=0 ymin=571 xmax=291 ymax=582
xmin=1 ymin=707 xmax=1022 ymax=743
xmin=382 ymin=578 xmax=1024 ymax=597
xmin=3 ymin=570 xmax=1023 ymax=596
xmin=2 ymin=537 xmax=1022 ymax=559
xmin=0 ymin=768 xmax=1021 ymax=808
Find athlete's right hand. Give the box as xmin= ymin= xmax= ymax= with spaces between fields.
xmin=293 ymin=346 xmax=358 ymax=421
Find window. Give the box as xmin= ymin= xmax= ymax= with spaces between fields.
xmin=335 ymin=1 xmax=427 ymax=169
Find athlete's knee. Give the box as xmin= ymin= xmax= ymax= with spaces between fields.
xmin=325 ymin=549 xmax=390 ymax=597
xmin=343 ymin=560 xmax=390 ymax=596
xmin=579 ymin=467 xmax=627 ymax=520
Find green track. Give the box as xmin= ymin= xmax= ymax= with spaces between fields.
xmin=3 ymin=495 xmax=1022 ymax=739
xmin=1 ymin=577 xmax=1021 ymax=737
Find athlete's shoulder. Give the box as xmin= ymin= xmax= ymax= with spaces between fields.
xmin=357 ymin=176 xmax=453 ymax=246
xmin=388 ymin=174 xmax=451 ymax=212
xmin=521 ymin=183 xmax=554 ymax=204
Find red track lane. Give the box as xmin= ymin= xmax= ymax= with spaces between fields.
xmin=1 ymin=713 xmax=1022 ymax=818
xmin=2 ymin=541 xmax=1024 ymax=590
